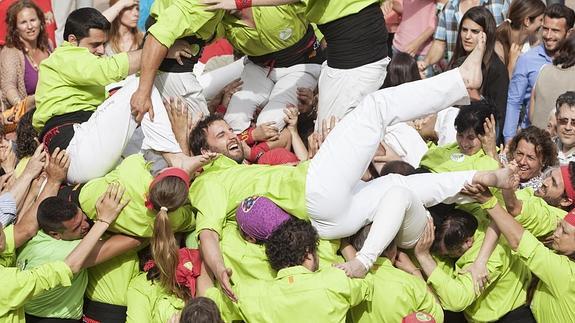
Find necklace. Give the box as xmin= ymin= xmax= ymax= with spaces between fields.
xmin=24 ymin=47 xmax=39 ymax=70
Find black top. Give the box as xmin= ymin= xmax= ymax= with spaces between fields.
xmin=482 ymin=55 xmax=509 ymax=144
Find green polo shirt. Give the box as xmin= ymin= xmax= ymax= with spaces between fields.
xmin=304 ymin=0 xmax=379 ymax=25
xmin=79 ymin=154 xmax=195 ymax=237
xmin=351 ymin=258 xmax=444 ymax=323
xmin=427 ymin=232 xmax=531 ymax=323
xmin=420 ymin=143 xmax=500 ymax=173
xmin=148 ymin=0 xmax=225 ymax=48
xmin=0 ymin=261 xmax=72 ymax=323
xmin=33 ymin=42 xmax=129 ymax=130
xmin=514 ymin=187 xmax=564 ymax=238
xmin=220 ymin=222 xmax=344 ymax=285
xmin=190 ymin=156 xmax=309 ymax=237
xmin=0 ymin=224 xmax=16 ymax=267
xmin=222 ymin=3 xmax=309 ymax=56
xmin=517 ymin=231 xmax=575 ymax=322
xmin=86 ymin=250 xmax=140 ymax=306
xmin=126 ymin=272 xmax=184 ymax=323
xmin=208 ymin=265 xmax=373 ymax=323
xmin=17 ymin=231 xmax=86 ymax=319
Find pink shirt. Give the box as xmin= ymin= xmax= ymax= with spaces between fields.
xmin=392 ymin=0 xmax=437 ymax=56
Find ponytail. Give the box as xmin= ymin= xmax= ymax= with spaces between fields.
xmin=151 ymin=207 xmax=182 ymax=298
xmin=495 ymin=21 xmax=513 ymax=65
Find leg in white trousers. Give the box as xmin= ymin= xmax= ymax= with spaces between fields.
xmin=154 ymin=72 xmax=210 ymax=116
xmin=66 ymin=77 xmax=181 ymax=184
xmin=224 ymin=59 xmax=321 ymax=133
xmin=315 ymin=56 xmax=390 ymax=131
xmin=198 ymin=58 xmax=245 ymax=101
xmin=306 ymin=68 xmax=471 ymax=268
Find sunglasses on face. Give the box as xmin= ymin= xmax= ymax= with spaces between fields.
xmin=557 ymin=118 xmax=575 ymax=127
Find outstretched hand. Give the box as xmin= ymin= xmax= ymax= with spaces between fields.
xmin=95 ymin=183 xmax=130 ymax=225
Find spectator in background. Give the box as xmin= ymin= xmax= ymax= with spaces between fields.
xmin=0 ymin=0 xmax=55 ymax=47
xmin=503 ymin=4 xmax=575 ymax=143
xmin=104 ymin=0 xmax=142 ymax=55
xmin=553 ymin=91 xmax=575 ymax=165
xmin=381 ymin=0 xmax=403 ymax=57
xmin=495 ymin=0 xmax=546 ymax=77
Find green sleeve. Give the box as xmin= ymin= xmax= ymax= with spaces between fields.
xmin=0 ymin=225 xmax=16 ymax=267
xmin=412 ymin=278 xmax=445 ymax=323
xmin=63 ymin=51 xmax=129 ymax=86
xmin=516 ymin=193 xmax=564 ymax=238
xmin=190 ymin=179 xmax=230 ymax=238
xmin=347 ymin=274 xmax=373 ymax=307
xmin=0 ymin=261 xmax=72 ymax=315
xmin=205 ymin=287 xmax=243 ymax=322
xmin=126 ymin=276 xmax=154 ymax=323
xmin=516 ymin=231 xmax=575 ymax=296
xmin=427 ymin=255 xmax=503 ymax=312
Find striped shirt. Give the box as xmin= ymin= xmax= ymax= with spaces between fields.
xmin=0 ymin=193 xmax=16 ymax=227
xmin=434 ymin=0 xmax=510 ymax=61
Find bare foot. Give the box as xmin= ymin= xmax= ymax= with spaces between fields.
xmin=459 ymin=32 xmax=486 ymax=89
xmin=474 ymin=164 xmax=519 ymax=190
xmin=334 ymin=259 xmax=368 ymax=278
xmin=180 ymin=153 xmax=218 ymax=175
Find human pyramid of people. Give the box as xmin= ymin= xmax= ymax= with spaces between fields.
xmin=0 ymin=0 xmax=574 ymax=322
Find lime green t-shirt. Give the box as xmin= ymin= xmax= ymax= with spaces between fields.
xmin=0 ymin=224 xmax=16 ymax=267
xmin=33 ymin=42 xmax=129 ymax=131
xmin=0 ymin=261 xmax=72 ymax=323
xmin=148 ymin=0 xmax=225 ymax=48
xmin=517 ymin=230 xmax=575 ymax=323
xmin=514 ymin=187 xmax=565 ymax=238
xmin=419 ymin=143 xmax=499 ymax=173
xmin=86 ymin=250 xmax=140 ymax=306
xmin=16 ymin=231 xmax=86 ymax=319
xmin=79 ymin=154 xmax=195 ymax=238
xmin=427 ymin=232 xmax=531 ymax=322
xmin=190 ymin=156 xmax=309 ymax=237
xmin=223 ymin=3 xmax=309 ymax=56
xmin=208 ymin=265 xmax=373 ymax=323
xmin=126 ymin=272 xmax=184 ymax=323
xmin=304 ymin=0 xmax=379 ymax=25
xmin=351 ymin=258 xmax=444 ymax=323
xmin=220 ymin=222 xmax=344 ymax=285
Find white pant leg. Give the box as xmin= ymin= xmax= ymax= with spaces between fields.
xmin=306 ymin=69 xmax=470 ymax=221
xmin=224 ymin=60 xmax=274 ymax=133
xmin=256 ymin=63 xmax=321 ymax=130
xmin=154 ymin=72 xmax=209 ymax=116
xmin=66 ymin=78 xmax=180 ymax=183
xmin=52 ymin=0 xmax=75 ymax=45
xmin=198 ymin=58 xmax=245 ymax=101
xmin=315 ymin=57 xmax=390 ymax=131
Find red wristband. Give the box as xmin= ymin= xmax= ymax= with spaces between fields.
xmin=235 ymin=0 xmax=252 ymax=10
xmin=238 ymin=127 xmax=255 ymax=146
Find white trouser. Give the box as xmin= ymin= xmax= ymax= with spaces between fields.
xmin=305 ymin=68 xmax=471 ymax=268
xmin=224 ymin=59 xmax=321 ymax=133
xmin=154 ymin=72 xmax=210 ymax=116
xmin=66 ymin=77 xmax=181 ymax=184
xmin=198 ymin=58 xmax=245 ymax=101
xmin=315 ymin=56 xmax=390 ymax=131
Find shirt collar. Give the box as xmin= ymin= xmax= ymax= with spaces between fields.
xmin=201 ymin=155 xmax=238 ymax=172
xmin=535 ymin=44 xmax=553 ymax=62
xmin=276 ymin=265 xmax=314 ymax=279
xmin=556 ymin=137 xmax=575 ymax=158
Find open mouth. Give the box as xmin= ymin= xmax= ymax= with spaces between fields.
xmin=227 ymin=141 xmax=240 ymax=152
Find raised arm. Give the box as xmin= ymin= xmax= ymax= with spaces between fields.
xmin=199 ymin=229 xmax=237 ymax=302
xmin=102 ymin=0 xmax=139 ymax=22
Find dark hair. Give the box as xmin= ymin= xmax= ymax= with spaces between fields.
xmin=37 ymin=196 xmax=78 ymax=233
xmin=15 ymin=108 xmax=38 ymax=160
xmin=496 ymin=0 xmax=546 ymax=66
xmin=555 ymin=91 xmax=575 ymax=114
xmin=380 ymin=160 xmax=416 ymax=177
xmin=265 ymin=218 xmax=318 ymax=272
xmin=429 ymin=206 xmax=478 ymax=254
xmin=350 ymin=224 xmax=396 ymax=257
xmin=507 ymin=126 xmax=558 ymax=169
xmin=381 ymin=52 xmax=421 ymax=89
xmin=189 ymin=114 xmax=226 ymax=156
xmin=180 ymin=297 xmax=224 ymax=323
xmin=553 ymin=34 xmax=575 ymax=68
xmin=454 ymin=101 xmax=494 ymax=136
xmin=63 ymin=7 xmax=111 ymax=42
xmin=449 ymin=6 xmax=497 ymax=82
xmin=545 ymin=4 xmax=575 ymax=30
xmin=5 ymin=0 xmax=50 ymax=52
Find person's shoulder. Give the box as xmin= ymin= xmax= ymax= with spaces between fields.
xmin=0 ymin=45 xmax=21 ymax=57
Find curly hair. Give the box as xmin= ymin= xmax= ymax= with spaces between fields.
xmin=507 ymin=126 xmax=558 ymax=169
xmin=189 ymin=114 xmax=225 ymax=156
xmin=265 ymin=218 xmax=319 ymax=272
xmin=5 ymin=0 xmax=50 ymax=52
xmin=16 ymin=108 xmax=38 ymax=160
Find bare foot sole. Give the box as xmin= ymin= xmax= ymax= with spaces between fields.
xmin=475 ymin=164 xmax=519 ymax=189
xmin=459 ymin=32 xmax=486 ymax=90
xmin=334 ymin=259 xmax=369 ymax=278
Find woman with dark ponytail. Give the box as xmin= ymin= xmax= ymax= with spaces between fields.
xmin=495 ymin=0 xmax=546 ymax=77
